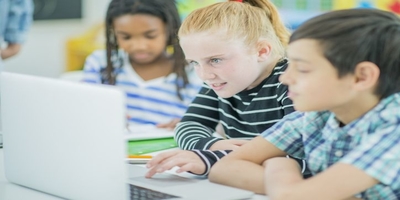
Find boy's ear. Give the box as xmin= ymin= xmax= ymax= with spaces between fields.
xmin=353 ymin=61 xmax=380 ymax=91
xmin=256 ymin=41 xmax=272 ymax=62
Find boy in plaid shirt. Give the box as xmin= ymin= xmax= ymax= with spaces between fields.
xmin=209 ymin=9 xmax=400 ymax=199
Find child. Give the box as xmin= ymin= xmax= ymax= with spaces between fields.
xmin=208 ymin=9 xmax=400 ymax=199
xmin=82 ymin=0 xmax=202 ymax=128
xmin=145 ymin=0 xmax=309 ymax=181
xmin=175 ymin=0 xmax=294 ymax=150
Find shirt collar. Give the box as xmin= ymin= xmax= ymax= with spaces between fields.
xmin=325 ymin=93 xmax=400 ymax=138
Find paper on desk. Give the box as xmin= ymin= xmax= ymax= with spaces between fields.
xmin=125 ymin=124 xmax=175 ymax=141
xmin=126 ymin=158 xmax=151 ymax=164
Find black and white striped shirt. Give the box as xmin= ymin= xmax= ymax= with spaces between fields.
xmin=175 ymin=59 xmax=294 ymax=150
xmin=174 ymin=59 xmax=310 ymax=176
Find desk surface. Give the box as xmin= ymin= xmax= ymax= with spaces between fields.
xmin=0 ymin=149 xmax=267 ymax=200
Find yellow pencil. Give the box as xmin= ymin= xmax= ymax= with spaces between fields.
xmin=127 ymin=155 xmax=153 ymax=159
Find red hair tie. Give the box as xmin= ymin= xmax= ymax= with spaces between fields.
xmin=235 ymin=0 xmax=243 ymax=2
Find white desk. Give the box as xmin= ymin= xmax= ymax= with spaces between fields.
xmin=0 ymin=149 xmax=267 ymax=200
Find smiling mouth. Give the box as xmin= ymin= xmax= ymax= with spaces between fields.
xmin=209 ymin=82 xmax=227 ymax=90
xmin=212 ymin=83 xmax=225 ymax=87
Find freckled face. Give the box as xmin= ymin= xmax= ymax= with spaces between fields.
xmin=180 ymin=32 xmax=262 ymax=98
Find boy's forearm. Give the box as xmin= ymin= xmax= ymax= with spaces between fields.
xmin=264 ymin=158 xmax=304 ymax=199
xmin=208 ymin=136 xmax=288 ymax=194
xmin=345 ymin=197 xmax=362 ymax=200
xmin=266 ymin=161 xmax=378 ymax=200
xmin=209 ymin=159 xmax=266 ymax=194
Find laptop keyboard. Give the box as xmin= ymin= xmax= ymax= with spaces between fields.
xmin=130 ymin=184 xmax=180 ymax=199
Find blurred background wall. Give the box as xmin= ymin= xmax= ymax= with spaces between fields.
xmin=3 ymin=0 xmax=110 ymax=78
xmin=3 ymin=0 xmax=400 ymax=78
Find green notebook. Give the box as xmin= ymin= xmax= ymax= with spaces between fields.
xmin=128 ymin=137 xmax=178 ymax=155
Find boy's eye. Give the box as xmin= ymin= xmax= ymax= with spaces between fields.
xmin=210 ymin=58 xmax=222 ymax=64
xmin=296 ymin=67 xmax=310 ymax=73
xmin=290 ymin=63 xmax=310 ymax=73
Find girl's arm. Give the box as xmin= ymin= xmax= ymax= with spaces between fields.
xmin=147 ymin=136 xmax=287 ymax=194
xmin=175 ymin=85 xmax=221 ymax=150
xmin=145 ymin=149 xmax=233 ymax=178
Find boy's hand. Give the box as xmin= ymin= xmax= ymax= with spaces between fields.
xmin=145 ymin=150 xmax=205 ymax=178
xmin=209 ymin=139 xmax=249 ymax=151
xmin=156 ymin=118 xmax=180 ymax=130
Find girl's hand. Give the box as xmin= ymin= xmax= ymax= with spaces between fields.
xmin=209 ymin=139 xmax=249 ymax=151
xmin=145 ymin=150 xmax=206 ymax=178
xmin=156 ymin=118 xmax=180 ymax=130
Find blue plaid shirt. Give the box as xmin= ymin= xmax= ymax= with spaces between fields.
xmin=0 ymin=0 xmax=33 ymax=43
xmin=262 ymin=93 xmax=400 ymax=199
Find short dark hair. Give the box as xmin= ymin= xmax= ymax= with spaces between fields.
xmin=290 ymin=9 xmax=400 ymax=99
xmin=104 ymin=0 xmax=188 ymax=100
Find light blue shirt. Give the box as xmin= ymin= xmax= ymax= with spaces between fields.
xmin=0 ymin=0 xmax=33 ymax=44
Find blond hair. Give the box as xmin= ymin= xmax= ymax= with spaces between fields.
xmin=178 ymin=0 xmax=290 ymax=57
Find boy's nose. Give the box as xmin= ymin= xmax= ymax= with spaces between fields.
xmin=279 ymin=71 xmax=287 ymax=84
xmin=279 ymin=66 xmax=293 ymax=85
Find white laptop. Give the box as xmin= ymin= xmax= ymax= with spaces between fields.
xmin=1 ymin=72 xmax=254 ymax=200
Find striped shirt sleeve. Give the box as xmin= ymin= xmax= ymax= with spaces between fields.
xmin=277 ymin=82 xmax=295 ymax=116
xmin=191 ymin=150 xmax=232 ymax=176
xmin=81 ymin=50 xmax=105 ymax=84
xmin=175 ymin=85 xmax=222 ymax=150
